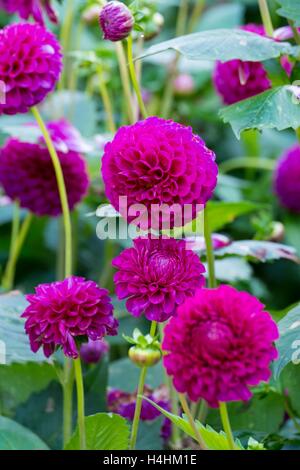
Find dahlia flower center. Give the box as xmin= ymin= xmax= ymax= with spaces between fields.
xmin=148 ymin=249 xmax=179 ymax=279
xmin=194 ymin=320 xmax=233 ymax=356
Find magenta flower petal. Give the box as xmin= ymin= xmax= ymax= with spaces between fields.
xmin=0 ymin=0 xmax=58 ymax=25
xmin=274 ymin=144 xmax=300 ymax=213
xmin=113 ymin=236 xmax=206 ymax=322
xmin=0 ymin=136 xmax=90 ymax=217
xmin=0 ymin=23 xmax=62 ymax=115
xmin=101 ymin=117 xmax=218 ymax=230
xmin=163 ymin=285 xmax=279 ymax=407
xmin=22 ymin=276 xmax=119 ymax=359
xmin=99 ymin=1 xmax=134 ymax=42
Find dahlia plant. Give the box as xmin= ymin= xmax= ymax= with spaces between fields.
xmin=0 ymin=0 xmax=300 ymax=456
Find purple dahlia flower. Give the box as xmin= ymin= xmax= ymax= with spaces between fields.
xmin=22 ymin=276 xmax=118 ymax=358
xmin=0 ymin=0 xmax=57 ymax=24
xmin=163 ymin=285 xmax=279 ymax=408
xmin=213 ymin=24 xmax=271 ymax=105
xmin=274 ymin=144 xmax=300 ymax=213
xmin=101 ymin=117 xmax=218 ymax=230
xmin=113 ymin=236 xmax=206 ymax=322
xmin=0 ymin=136 xmax=89 ymax=217
xmin=0 ymin=23 xmax=62 ymax=115
xmin=99 ymin=1 xmax=134 ymax=42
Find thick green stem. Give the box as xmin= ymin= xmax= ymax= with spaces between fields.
xmin=31 ymin=106 xmax=72 ymax=278
xmin=178 ymin=393 xmax=207 ymax=450
xmin=219 ymin=402 xmax=236 ymax=450
xmin=115 ymin=42 xmax=135 ymax=124
xmin=187 ymin=0 xmax=205 ymax=33
xmin=63 ymin=358 xmax=74 ymax=446
xmin=2 ymin=201 xmax=20 ymax=289
xmin=204 ymin=208 xmax=216 ymax=289
xmin=129 ymin=320 xmax=157 ymax=450
xmin=74 ymin=357 xmax=86 ymax=450
xmin=2 ymin=212 xmax=32 ymax=290
xmin=98 ymin=70 xmax=116 ymax=134
xmin=127 ymin=36 xmax=148 ymax=119
xmin=258 ymin=0 xmax=273 ymax=36
xmin=288 ymin=20 xmax=300 ymax=45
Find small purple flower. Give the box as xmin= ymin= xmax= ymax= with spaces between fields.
xmin=22 ymin=276 xmax=118 ymax=358
xmin=113 ymin=236 xmax=206 ymax=323
xmin=99 ymin=1 xmax=134 ymax=42
xmin=38 ymin=119 xmax=92 ymax=154
xmin=80 ymin=338 xmax=109 ymax=364
xmin=0 ymin=23 xmax=62 ymax=115
xmin=0 ymin=0 xmax=58 ymax=25
xmin=274 ymin=144 xmax=300 ymax=213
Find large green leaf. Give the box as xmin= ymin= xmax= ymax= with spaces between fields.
xmin=109 ymin=357 xmax=164 ymax=393
xmin=0 ymin=362 xmax=57 ymax=414
xmin=206 ymin=201 xmax=263 ymax=232
xmin=139 ymin=29 xmax=296 ymax=62
xmin=0 ymin=292 xmax=46 ymax=364
xmin=219 ymin=86 xmax=300 ymax=138
xmin=65 ymin=413 xmax=130 ymax=450
xmin=281 ymin=364 xmax=300 ymax=416
xmin=277 ymin=0 xmax=300 ymax=27
xmin=142 ymin=397 xmax=243 ymax=450
xmin=0 ymin=416 xmax=48 ymax=450
xmin=274 ymin=303 xmax=300 ymax=379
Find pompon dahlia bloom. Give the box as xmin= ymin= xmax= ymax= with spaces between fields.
xmin=163 ymin=285 xmax=279 ymax=407
xmin=0 ymin=137 xmax=89 ymax=216
xmin=274 ymin=144 xmax=300 ymax=213
xmin=22 ymin=276 xmax=118 ymax=358
xmin=113 ymin=236 xmax=206 ymax=322
xmin=0 ymin=23 xmax=62 ymax=115
xmin=0 ymin=0 xmax=57 ymax=24
xmin=102 ymin=117 xmax=218 ymax=230
xmin=99 ymin=1 xmax=134 ymax=42
xmin=213 ymin=24 xmax=271 ymax=105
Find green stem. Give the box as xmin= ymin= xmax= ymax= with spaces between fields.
xmin=187 ymin=0 xmax=205 ymax=33
xmin=115 ymin=42 xmax=135 ymax=124
xmin=288 ymin=19 xmax=300 ymax=45
xmin=296 ymin=128 xmax=300 ymax=143
xmin=258 ymin=0 xmax=274 ymax=36
xmin=161 ymin=0 xmax=190 ymax=119
xmin=198 ymin=399 xmax=208 ymax=423
xmin=126 ymin=36 xmax=148 ymax=119
xmin=204 ymin=208 xmax=216 ymax=289
xmin=129 ymin=320 xmax=157 ymax=450
xmin=74 ymin=356 xmax=86 ymax=450
xmin=98 ymin=70 xmax=116 ymax=134
xmin=31 ymin=106 xmax=72 ymax=278
xmin=178 ymin=393 xmax=207 ymax=450
xmin=220 ymin=157 xmax=275 ymax=174
xmin=2 ymin=212 xmax=32 ymax=290
xmin=219 ymin=402 xmax=235 ymax=450
xmin=2 ymin=201 xmax=20 ymax=289
xmin=63 ymin=358 xmax=74 ymax=446
xmin=59 ymin=0 xmax=75 ymax=89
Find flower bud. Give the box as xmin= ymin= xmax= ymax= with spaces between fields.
xmin=129 ymin=345 xmax=161 ymax=367
xmin=99 ymin=1 xmax=134 ymax=42
xmin=80 ymin=339 xmax=110 ymax=364
xmin=173 ymin=74 xmax=195 ymax=96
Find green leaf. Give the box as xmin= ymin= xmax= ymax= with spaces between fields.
xmin=274 ymin=303 xmax=300 ymax=379
xmin=139 ymin=29 xmax=297 ymax=62
xmin=277 ymin=0 xmax=300 ymax=27
xmin=142 ymin=397 xmax=243 ymax=450
xmin=109 ymin=357 xmax=164 ymax=392
xmin=215 ymin=240 xmax=300 ymax=263
xmin=65 ymin=413 xmax=130 ymax=450
xmin=0 ymin=416 xmax=48 ymax=450
xmin=210 ymin=257 xmax=253 ymax=283
xmin=207 ymin=201 xmax=263 ymax=232
xmin=0 ymin=362 xmax=57 ymax=413
xmin=0 ymin=292 xmax=46 ymax=364
xmin=219 ymin=86 xmax=300 ymax=138
xmin=196 ymin=3 xmax=244 ymax=31
xmin=281 ymin=364 xmax=300 ymax=416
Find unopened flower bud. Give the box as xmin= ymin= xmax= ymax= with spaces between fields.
xmin=129 ymin=345 xmax=161 ymax=367
xmin=173 ymin=74 xmax=195 ymax=96
xmin=99 ymin=1 xmax=134 ymax=42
